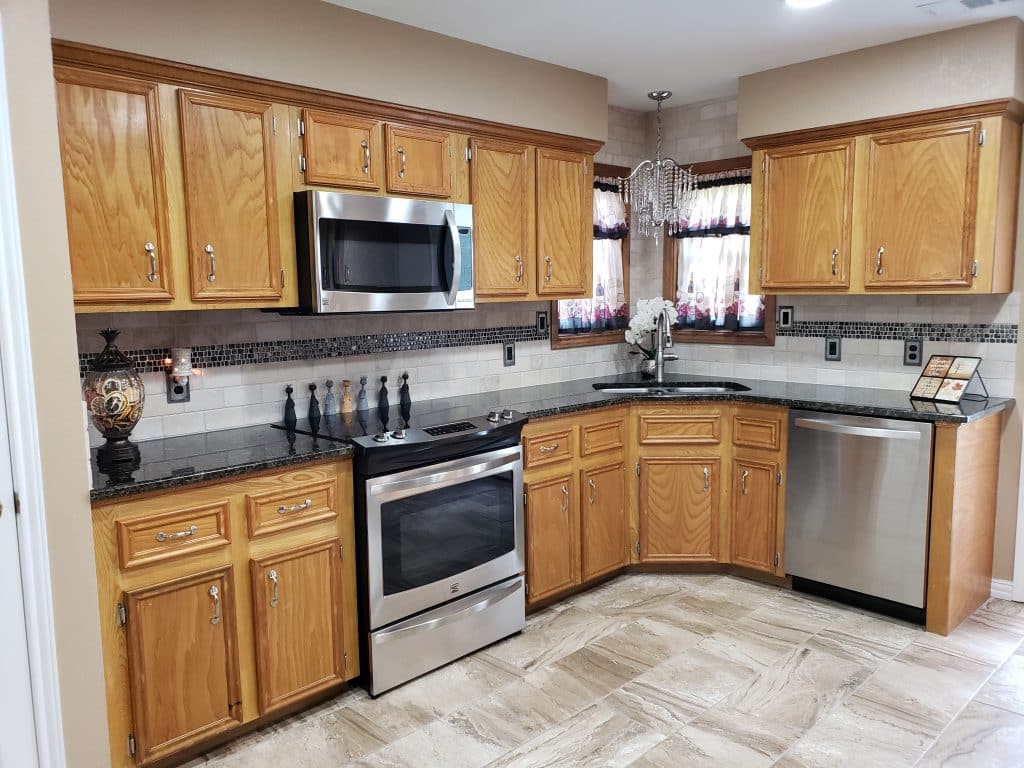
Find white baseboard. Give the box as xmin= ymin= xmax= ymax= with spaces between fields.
xmin=991 ymin=578 xmax=1016 ymax=601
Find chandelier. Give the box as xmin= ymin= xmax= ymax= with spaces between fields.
xmin=618 ymin=91 xmax=696 ymax=240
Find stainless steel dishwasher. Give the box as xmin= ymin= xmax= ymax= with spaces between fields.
xmin=785 ymin=410 xmax=933 ymax=612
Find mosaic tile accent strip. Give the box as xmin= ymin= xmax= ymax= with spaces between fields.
xmin=777 ymin=321 xmax=1018 ymax=344
xmin=79 ymin=324 xmax=550 ymax=376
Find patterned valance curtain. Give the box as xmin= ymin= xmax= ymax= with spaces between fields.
xmin=558 ymin=177 xmax=629 ymax=334
xmin=670 ymin=169 xmax=764 ymax=331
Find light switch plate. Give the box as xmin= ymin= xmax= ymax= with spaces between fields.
xmin=825 ymin=337 xmax=842 ymax=362
xmin=503 ymin=341 xmax=516 ymax=367
xmin=536 ymin=311 xmax=549 ymax=334
xmin=904 ymin=338 xmax=924 ymax=366
xmin=778 ymin=305 xmax=795 ymax=330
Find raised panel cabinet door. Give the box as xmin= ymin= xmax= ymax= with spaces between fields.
xmin=385 ymin=123 xmax=452 ymax=197
xmin=864 ymin=122 xmax=980 ymax=289
xmin=526 ymin=473 xmax=580 ymax=603
xmin=470 ymin=138 xmax=532 ymax=298
xmin=179 ymin=89 xmax=282 ymax=301
xmin=581 ymin=461 xmax=628 ymax=582
xmin=761 ymin=140 xmax=854 ymax=289
xmin=536 ymin=148 xmax=592 ymax=297
xmin=640 ymin=457 xmax=720 ymax=563
xmin=54 ymin=67 xmax=174 ymax=304
xmin=302 ymin=108 xmax=382 ymax=190
xmin=730 ymin=458 xmax=779 ymax=573
xmin=250 ymin=539 xmax=345 ymax=715
xmin=124 ymin=567 xmax=242 ymax=766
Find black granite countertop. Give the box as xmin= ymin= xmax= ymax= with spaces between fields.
xmin=90 ymin=372 xmax=1011 ymax=503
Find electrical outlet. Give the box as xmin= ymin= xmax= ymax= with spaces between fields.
xmin=166 ymin=375 xmax=191 ymax=403
xmin=778 ymin=305 xmax=795 ymax=330
xmin=503 ymin=341 xmax=516 ymax=367
xmin=904 ymin=338 xmax=924 ymax=366
xmin=825 ymin=337 xmax=842 ymax=362
xmin=536 ymin=311 xmax=549 ymax=334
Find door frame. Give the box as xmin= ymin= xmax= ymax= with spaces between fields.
xmin=0 ymin=16 xmax=67 ymax=768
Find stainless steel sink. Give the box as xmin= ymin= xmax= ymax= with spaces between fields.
xmin=594 ymin=381 xmax=751 ymax=396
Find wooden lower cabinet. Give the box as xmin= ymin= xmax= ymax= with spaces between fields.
xmin=124 ymin=567 xmax=242 ymax=765
xmin=525 ymin=473 xmax=580 ymax=602
xmin=730 ymin=458 xmax=780 ymax=573
xmin=581 ymin=461 xmax=628 ymax=581
xmin=639 ymin=457 xmax=720 ymax=563
xmin=250 ymin=539 xmax=346 ymax=715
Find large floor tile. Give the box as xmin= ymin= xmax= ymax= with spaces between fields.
xmin=975 ymin=650 xmax=1024 ymax=715
xmin=916 ymin=700 xmax=1024 ymax=768
xmin=354 ymin=717 xmax=507 ymax=768
xmin=483 ymin=605 xmax=621 ymax=672
xmin=913 ymin=615 xmax=1023 ymax=666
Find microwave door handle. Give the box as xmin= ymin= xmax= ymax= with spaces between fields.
xmin=444 ymin=208 xmax=461 ymax=307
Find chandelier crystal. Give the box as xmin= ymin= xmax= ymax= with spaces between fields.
xmin=618 ymin=91 xmax=696 ymax=240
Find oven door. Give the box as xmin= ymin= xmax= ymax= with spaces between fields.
xmin=306 ymin=191 xmax=474 ymax=313
xmin=365 ymin=446 xmax=523 ymax=630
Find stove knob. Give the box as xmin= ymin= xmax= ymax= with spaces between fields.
xmin=486 ymin=411 xmax=500 ymax=423
xmin=372 ymin=432 xmax=390 ymax=443
xmin=501 ymin=408 xmax=514 ymax=420
xmin=391 ymin=428 xmax=406 ymax=440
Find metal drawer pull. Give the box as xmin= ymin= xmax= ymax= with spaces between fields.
xmin=205 ymin=243 xmax=216 ymax=282
xmin=875 ymin=246 xmax=885 ymax=276
xmin=537 ymin=443 xmax=560 ymax=454
xmin=396 ymin=145 xmax=406 ymax=178
xmin=277 ymin=498 xmax=313 ymax=514
xmin=561 ymin=484 xmax=569 ymax=514
xmin=360 ymin=139 xmax=370 ymax=174
xmin=544 ymin=255 xmax=553 ymax=282
xmin=209 ymin=585 xmax=221 ymax=625
xmin=703 ymin=466 xmax=711 ymax=492
xmin=830 ymin=248 xmax=838 ymax=277
xmin=155 ymin=524 xmax=198 ymax=542
xmin=740 ymin=469 xmax=749 ymax=496
xmin=588 ymin=478 xmax=597 ymax=505
xmin=144 ymin=242 xmax=158 ymax=282
xmin=268 ymin=569 xmax=279 ymax=608
xmin=514 ymin=254 xmax=524 ymax=283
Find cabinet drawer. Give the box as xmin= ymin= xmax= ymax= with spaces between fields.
xmin=581 ymin=419 xmax=625 ymax=458
xmin=246 ymin=478 xmax=337 ymax=539
xmin=524 ymin=428 xmax=575 ymax=469
xmin=733 ymin=414 xmax=783 ymax=451
xmin=116 ymin=501 xmax=230 ymax=570
xmin=638 ymin=412 xmax=721 ymax=445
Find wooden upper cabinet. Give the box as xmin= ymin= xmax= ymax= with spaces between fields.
xmin=640 ymin=457 xmax=720 ymax=563
xmin=302 ymin=108 xmax=382 ymax=190
xmin=54 ymin=67 xmax=175 ymax=304
xmin=759 ymin=140 xmax=854 ymax=290
xmin=471 ymin=138 xmax=533 ymax=298
xmin=730 ymin=458 xmax=779 ymax=574
xmin=863 ymin=121 xmax=980 ymax=289
xmin=385 ymin=123 xmax=452 ymax=197
xmin=581 ymin=461 xmax=628 ymax=582
xmin=124 ymin=567 xmax=242 ymax=765
xmin=536 ymin=148 xmax=592 ymax=297
xmin=250 ymin=540 xmax=346 ymax=715
xmin=178 ymin=89 xmax=282 ymax=301
xmin=525 ymin=473 xmax=580 ymax=603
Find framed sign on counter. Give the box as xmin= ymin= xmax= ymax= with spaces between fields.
xmin=910 ymin=355 xmax=985 ymax=403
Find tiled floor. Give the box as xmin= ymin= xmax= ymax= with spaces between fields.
xmin=186 ymin=574 xmax=1024 ymax=767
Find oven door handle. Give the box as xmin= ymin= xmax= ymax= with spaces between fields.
xmin=445 ymin=208 xmax=462 ymax=307
xmin=372 ymin=578 xmax=522 ymax=645
xmin=367 ymin=447 xmax=522 ymax=501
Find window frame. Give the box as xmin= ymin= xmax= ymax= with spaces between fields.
xmin=549 ymin=162 xmax=632 ymax=350
xmin=662 ymin=155 xmax=776 ymax=347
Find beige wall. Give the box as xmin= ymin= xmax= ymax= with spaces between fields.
xmin=738 ymin=18 xmax=1024 ymax=139
xmin=47 ymin=0 xmax=608 ymax=142
xmin=0 ymin=0 xmax=109 ymax=765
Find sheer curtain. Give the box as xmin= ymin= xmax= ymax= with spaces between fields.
xmin=670 ymin=170 xmax=764 ymax=331
xmin=558 ymin=178 xmax=629 ymax=334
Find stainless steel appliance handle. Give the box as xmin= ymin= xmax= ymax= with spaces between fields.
xmin=368 ymin=446 xmax=522 ymax=501
xmin=372 ymin=578 xmax=521 ymax=644
xmin=445 ymin=208 xmax=462 ymax=306
xmin=793 ymin=417 xmax=922 ymax=441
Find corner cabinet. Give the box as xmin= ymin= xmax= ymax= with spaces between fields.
xmin=748 ymin=102 xmax=1022 ymax=295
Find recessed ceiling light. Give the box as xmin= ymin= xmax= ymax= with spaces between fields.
xmin=786 ymin=0 xmax=833 ymax=8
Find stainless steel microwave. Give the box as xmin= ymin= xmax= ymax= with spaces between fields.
xmin=294 ymin=190 xmax=474 ymax=313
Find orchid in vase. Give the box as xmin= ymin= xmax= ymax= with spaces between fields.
xmin=624 ymin=298 xmax=678 ymax=375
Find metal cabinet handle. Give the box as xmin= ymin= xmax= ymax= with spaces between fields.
xmin=830 ymin=248 xmax=838 ymax=277
xmin=204 ymin=243 xmax=216 ymax=282
xmin=514 ymin=254 xmax=524 ymax=283
xmin=703 ymin=466 xmax=711 ymax=492
xmin=396 ymin=145 xmax=406 ymax=178
xmin=588 ymin=478 xmax=597 ymax=505
xmin=209 ymin=585 xmax=221 ymax=625
xmin=876 ymin=246 xmax=885 ymax=276
xmin=155 ymin=524 xmax=197 ymax=543
xmin=740 ymin=469 xmax=750 ymax=496
xmin=277 ymin=498 xmax=313 ymax=514
xmin=537 ymin=443 xmax=559 ymax=454
xmin=561 ymin=484 xmax=569 ymax=514
xmin=268 ymin=569 xmax=279 ymax=608
xmin=144 ymin=242 xmax=158 ymax=282
xmin=360 ymin=139 xmax=370 ymax=174
xmin=544 ymin=255 xmax=553 ymax=282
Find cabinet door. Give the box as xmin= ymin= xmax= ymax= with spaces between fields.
xmin=54 ymin=67 xmax=174 ymax=304
xmin=302 ymin=108 xmax=382 ymax=190
xmin=864 ymin=122 xmax=980 ymax=289
xmin=251 ymin=540 xmax=345 ymax=715
xmin=581 ymin=461 xmax=628 ymax=582
xmin=731 ymin=458 xmax=779 ymax=573
xmin=179 ymin=90 xmax=282 ymax=301
xmin=471 ymin=138 xmax=533 ymax=298
xmin=536 ymin=148 xmax=592 ymax=297
xmin=124 ymin=567 xmax=242 ymax=765
xmin=760 ymin=140 xmax=854 ymax=289
xmin=640 ymin=457 xmax=720 ymax=563
xmin=526 ymin=473 xmax=580 ymax=603
xmin=385 ymin=123 xmax=452 ymax=197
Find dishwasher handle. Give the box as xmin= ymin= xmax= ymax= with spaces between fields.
xmin=793 ymin=417 xmax=922 ymax=441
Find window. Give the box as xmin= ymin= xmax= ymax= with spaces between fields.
xmin=551 ymin=162 xmax=631 ymax=349
xmin=662 ymin=156 xmax=776 ymax=346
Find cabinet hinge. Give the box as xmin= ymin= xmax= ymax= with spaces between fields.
xmin=979 ymin=129 xmax=986 ymax=147
xmin=465 ymin=147 xmax=472 ymax=162
xmin=776 ymin=470 xmax=783 ymax=486
xmin=634 ymin=540 xmax=641 ymax=557
xmin=635 ymin=462 xmax=641 ymax=477
xmin=761 ymin=157 xmax=766 ymax=173
xmin=774 ymin=552 xmax=781 ymax=568
xmin=299 ymin=155 xmax=307 ymax=173
xmin=525 ymin=583 xmax=530 ymax=596
xmin=523 ymin=490 xmax=527 ymax=510
xmin=272 ymin=115 xmax=277 ymax=135
xmin=343 ymin=652 xmax=349 ymax=671
xmin=116 ymin=602 xmax=127 ymax=627
xmin=127 ymin=734 xmax=136 ymax=757
xmin=971 ymin=260 xmax=979 ymax=278
xmin=297 ymin=118 xmax=305 ymax=137
xmin=339 ymin=543 xmax=344 ymax=560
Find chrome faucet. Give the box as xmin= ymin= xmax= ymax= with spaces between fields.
xmin=654 ymin=307 xmax=678 ymax=382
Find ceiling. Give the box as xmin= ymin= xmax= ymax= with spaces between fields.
xmin=325 ymin=0 xmax=1024 ymax=110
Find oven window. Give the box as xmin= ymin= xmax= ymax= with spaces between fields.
xmin=319 ymin=219 xmax=454 ymax=293
xmin=380 ymin=471 xmax=515 ymax=595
